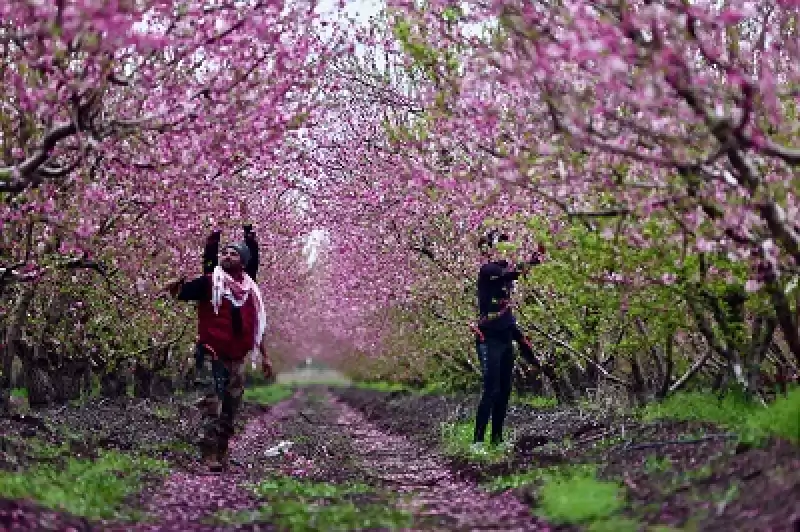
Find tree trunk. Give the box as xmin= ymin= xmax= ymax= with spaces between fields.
xmin=99 ymin=367 xmax=128 ymax=398
xmin=23 ymin=345 xmax=55 ymax=407
xmin=53 ymin=358 xmax=89 ymax=403
xmin=552 ymin=368 xmax=578 ymax=403
xmin=627 ymin=353 xmax=647 ymax=407
xmin=151 ymin=374 xmax=174 ymax=398
xmin=4 ymin=286 xmax=36 ymax=408
xmin=133 ymin=363 xmax=153 ymax=398
xmin=0 ymin=332 xmax=11 ymax=415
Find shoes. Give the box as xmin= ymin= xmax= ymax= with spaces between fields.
xmin=470 ymin=440 xmax=510 ymax=456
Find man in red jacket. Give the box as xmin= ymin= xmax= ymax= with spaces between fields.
xmin=167 ymin=238 xmax=272 ymax=471
xmin=193 ymin=226 xmax=260 ymax=389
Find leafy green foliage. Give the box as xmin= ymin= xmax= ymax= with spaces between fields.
xmin=351 ymin=379 xmax=449 ymax=395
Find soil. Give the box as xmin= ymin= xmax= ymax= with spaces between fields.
xmin=1 ymin=384 xmax=798 ymax=531
xmin=333 ymin=387 xmax=800 ymax=532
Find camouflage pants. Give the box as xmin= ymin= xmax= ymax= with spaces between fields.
xmin=197 ymin=357 xmax=245 ymax=456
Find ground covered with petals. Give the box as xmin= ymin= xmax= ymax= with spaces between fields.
xmin=1 ymin=384 xmax=798 ymax=531
xmin=334 ymin=388 xmax=800 ymax=532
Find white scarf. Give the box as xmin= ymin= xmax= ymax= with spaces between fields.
xmin=210 ymin=266 xmax=267 ymax=359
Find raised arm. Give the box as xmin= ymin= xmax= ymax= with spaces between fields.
xmin=202 ymin=230 xmax=222 ymax=274
xmin=243 ymin=224 xmax=259 ymax=280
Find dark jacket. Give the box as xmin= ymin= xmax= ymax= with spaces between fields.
xmin=477 ymin=259 xmax=521 ymax=334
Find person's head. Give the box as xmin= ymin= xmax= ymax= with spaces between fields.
xmin=479 ymin=229 xmax=512 ymax=262
xmin=220 ymin=242 xmax=250 ymax=273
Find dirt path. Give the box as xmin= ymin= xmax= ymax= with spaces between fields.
xmin=276 ymin=368 xmax=351 ymax=387
xmin=4 ymin=381 xmax=797 ymax=531
xmin=99 ymin=386 xmax=545 ymax=531
xmin=104 ymin=396 xmax=300 ymax=532
xmin=334 ymin=387 xmax=800 ymax=532
xmin=330 ymin=395 xmax=545 ymax=531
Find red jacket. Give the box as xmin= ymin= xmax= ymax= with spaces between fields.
xmin=179 ymin=274 xmax=258 ymax=361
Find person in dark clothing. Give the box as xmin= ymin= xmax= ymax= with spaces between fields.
xmin=473 ymin=230 xmax=542 ymax=448
xmin=194 ymin=225 xmax=259 ymax=385
xmin=165 ymin=232 xmax=271 ymax=471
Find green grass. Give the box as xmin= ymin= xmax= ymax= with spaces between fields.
xmin=643 ymin=455 xmax=673 ymax=474
xmin=11 ymin=388 xmax=28 ymax=398
xmin=747 ymin=387 xmax=800 ymax=443
xmin=143 ymin=440 xmax=195 ymax=455
xmin=642 ymin=392 xmax=754 ymax=426
xmin=0 ymin=444 xmax=167 ymax=520
xmin=243 ymin=383 xmax=294 ymax=405
xmin=353 ymin=380 xmax=411 ymax=393
xmin=440 ymin=420 xmax=512 ymax=463
xmin=488 ymin=464 xmax=630 ymax=528
xmin=151 ymin=405 xmax=175 ymax=420
xmin=642 ymin=388 xmax=800 ymax=443
xmin=538 ymin=467 xmax=626 ymax=525
xmin=487 ymin=463 xmax=596 ymax=492
xmin=251 ymin=476 xmax=371 ymax=498
xmin=512 ymin=393 xmax=558 ymax=408
xmin=351 ymin=380 xmax=450 ymax=395
xmin=208 ymin=476 xmax=411 ymax=530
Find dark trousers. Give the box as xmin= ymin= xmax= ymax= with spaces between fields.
xmin=195 ymin=342 xmax=206 ymax=371
xmin=474 ymin=329 xmax=515 ymax=444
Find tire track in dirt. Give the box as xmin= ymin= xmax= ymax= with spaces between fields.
xmin=328 ymin=394 xmax=549 ymax=531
